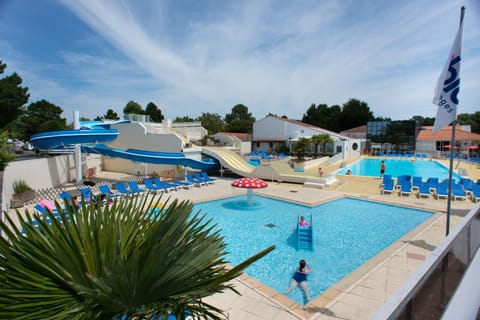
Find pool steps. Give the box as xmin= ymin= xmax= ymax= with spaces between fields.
xmin=297 ymin=214 xmax=313 ymax=250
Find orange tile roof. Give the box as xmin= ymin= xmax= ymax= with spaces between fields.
xmin=417 ymin=126 xmax=480 ymax=141
xmin=216 ymin=132 xmax=249 ymax=141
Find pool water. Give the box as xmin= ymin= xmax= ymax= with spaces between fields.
xmin=336 ymin=158 xmax=461 ymax=180
xmin=194 ymin=196 xmax=432 ymax=305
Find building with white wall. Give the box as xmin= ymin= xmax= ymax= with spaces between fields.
xmin=212 ymin=132 xmax=252 ymax=155
xmin=416 ymin=125 xmax=480 ymax=157
xmin=252 ymin=115 xmax=361 ymax=161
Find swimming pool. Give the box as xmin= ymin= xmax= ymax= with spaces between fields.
xmin=194 ymin=196 xmax=433 ymax=305
xmin=336 ymin=158 xmax=461 ymax=180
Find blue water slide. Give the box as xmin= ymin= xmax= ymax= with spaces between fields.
xmin=30 ymin=129 xmax=219 ymax=170
xmin=30 ymin=129 xmax=119 ymax=150
xmin=85 ymin=144 xmax=219 ymax=170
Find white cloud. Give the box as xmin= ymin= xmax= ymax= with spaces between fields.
xmin=7 ymin=0 xmax=479 ymax=123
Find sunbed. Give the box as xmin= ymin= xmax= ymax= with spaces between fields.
xmin=186 ymin=174 xmax=206 ymax=187
xmin=451 ymin=183 xmax=466 ymax=201
xmin=194 ymin=172 xmax=214 ymax=185
xmin=79 ymin=187 xmax=92 ymax=200
xmin=435 ymin=184 xmax=449 ymax=200
xmin=399 ymin=182 xmax=412 ymax=197
xmin=411 ymin=176 xmax=422 ymax=191
xmin=115 ymin=182 xmax=134 ymax=195
xmin=152 ymin=178 xmax=177 ymax=192
xmin=418 ymin=183 xmax=431 ymax=199
xmin=127 ymin=181 xmax=145 ymax=194
xmin=144 ymin=179 xmax=164 ymax=194
xmin=34 ymin=199 xmax=59 ymax=215
xmin=471 ymin=186 xmax=480 ymax=203
xmin=59 ymin=191 xmax=73 ymax=202
xmin=381 ymin=180 xmax=394 ymax=195
xmin=426 ymin=177 xmax=439 ymax=192
xmin=172 ymin=179 xmax=194 ymax=189
xmin=460 ymin=178 xmax=475 ymax=196
xmin=98 ymin=184 xmax=121 ymax=198
xmin=201 ymin=172 xmax=217 ymax=183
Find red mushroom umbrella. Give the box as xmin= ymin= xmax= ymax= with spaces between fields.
xmin=231 ymin=177 xmax=268 ymax=205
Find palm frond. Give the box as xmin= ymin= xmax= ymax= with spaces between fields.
xmin=0 ymin=194 xmax=274 ymax=319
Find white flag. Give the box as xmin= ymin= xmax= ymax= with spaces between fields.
xmin=432 ymin=13 xmax=464 ymax=134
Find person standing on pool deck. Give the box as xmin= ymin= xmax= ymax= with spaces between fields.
xmin=285 ymin=259 xmax=311 ymax=302
xmin=380 ymin=160 xmax=386 ymax=179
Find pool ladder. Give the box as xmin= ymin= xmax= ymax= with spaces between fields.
xmin=297 ymin=213 xmax=313 ymax=250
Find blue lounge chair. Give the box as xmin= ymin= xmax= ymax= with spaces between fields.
xmin=79 ymin=187 xmax=92 ymax=200
xmin=186 ymin=174 xmax=206 ymax=187
xmin=460 ymin=178 xmax=475 ymax=196
xmin=172 ymin=179 xmax=194 ymax=189
xmin=59 ymin=191 xmax=73 ymax=202
xmin=201 ymin=172 xmax=217 ymax=183
xmin=115 ymin=182 xmax=134 ymax=195
xmin=34 ymin=201 xmax=59 ymax=216
xmin=471 ymin=186 xmax=480 ymax=203
xmin=426 ymin=177 xmax=439 ymax=192
xmin=381 ymin=180 xmax=394 ymax=195
xmin=144 ymin=179 xmax=164 ymax=194
xmin=98 ymin=184 xmax=121 ymax=198
xmin=418 ymin=183 xmax=431 ymax=198
xmin=127 ymin=181 xmax=145 ymax=194
xmin=412 ymin=176 xmax=423 ymax=191
xmin=451 ymin=183 xmax=466 ymax=201
xmin=435 ymin=184 xmax=449 ymax=200
xmin=194 ymin=172 xmax=214 ymax=185
xmin=152 ymin=178 xmax=177 ymax=192
xmin=34 ymin=199 xmax=71 ymax=219
xmin=396 ymin=176 xmax=408 ymax=190
xmin=399 ymin=182 xmax=412 ymax=197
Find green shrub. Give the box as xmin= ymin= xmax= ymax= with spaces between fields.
xmin=12 ymin=180 xmax=32 ymax=194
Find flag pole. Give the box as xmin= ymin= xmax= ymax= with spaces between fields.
xmin=445 ymin=122 xmax=456 ymax=236
xmin=445 ymin=6 xmax=465 ymax=236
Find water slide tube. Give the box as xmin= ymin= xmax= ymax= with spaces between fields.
xmin=30 ymin=130 xmax=219 ymax=171
xmin=30 ymin=129 xmax=119 ymax=150
xmin=83 ymin=144 xmax=219 ymax=171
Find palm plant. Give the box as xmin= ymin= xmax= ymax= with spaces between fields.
xmin=310 ymin=134 xmax=323 ymax=158
xmin=293 ymin=137 xmax=311 ymax=160
xmin=0 ymin=195 xmax=274 ymax=320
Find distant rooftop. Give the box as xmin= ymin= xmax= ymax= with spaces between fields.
xmin=417 ymin=126 xmax=480 ymax=141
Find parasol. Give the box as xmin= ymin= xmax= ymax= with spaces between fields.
xmin=231 ymin=177 xmax=268 ymax=205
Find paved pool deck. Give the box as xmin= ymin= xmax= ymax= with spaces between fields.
xmin=6 ymin=166 xmax=480 ymax=320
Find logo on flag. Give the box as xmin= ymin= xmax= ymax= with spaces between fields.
xmin=432 ymin=13 xmax=464 ymax=134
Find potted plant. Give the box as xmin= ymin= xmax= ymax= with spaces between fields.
xmin=11 ymin=180 xmax=35 ymax=208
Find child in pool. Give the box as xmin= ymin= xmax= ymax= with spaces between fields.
xmin=299 ymin=216 xmax=308 ymax=226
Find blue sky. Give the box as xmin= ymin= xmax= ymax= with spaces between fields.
xmin=1 ymin=0 xmax=479 ymax=124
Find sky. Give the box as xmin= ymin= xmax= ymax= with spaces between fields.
xmin=0 ymin=0 xmax=479 ymax=124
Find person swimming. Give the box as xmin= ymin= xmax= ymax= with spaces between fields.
xmin=284 ymin=259 xmax=312 ymax=302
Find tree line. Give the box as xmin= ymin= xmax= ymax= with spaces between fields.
xmin=1 ymin=57 xmax=479 ymax=166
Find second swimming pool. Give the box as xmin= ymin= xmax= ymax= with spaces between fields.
xmin=336 ymin=158 xmax=461 ymax=180
xmin=194 ymin=196 xmax=433 ymax=305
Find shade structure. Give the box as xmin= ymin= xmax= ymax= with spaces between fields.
xmin=231 ymin=177 xmax=268 ymax=205
xmin=466 ymin=145 xmax=479 ymax=149
xmin=443 ymin=145 xmax=459 ymax=149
